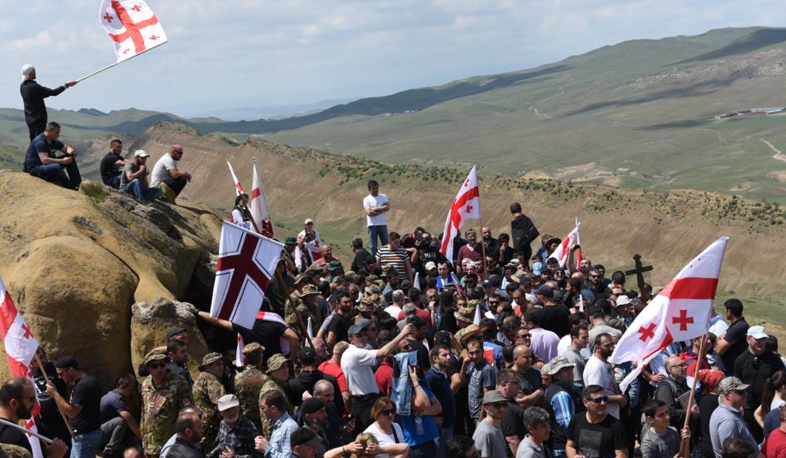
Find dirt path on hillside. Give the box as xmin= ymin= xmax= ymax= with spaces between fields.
xmin=761 ymin=138 xmax=786 ymax=162
xmin=529 ymin=86 xmax=564 ymax=119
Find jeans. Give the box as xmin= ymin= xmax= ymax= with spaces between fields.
xmin=434 ymin=426 xmax=453 ymax=458
xmin=368 ymin=225 xmax=389 ymax=256
xmin=105 ymin=174 xmax=121 ymax=189
xmin=71 ymin=428 xmax=102 ymax=458
xmin=32 ymin=161 xmax=81 ymax=190
xmin=122 ymin=179 xmax=164 ymax=201
xmin=100 ymin=417 xmax=128 ymax=454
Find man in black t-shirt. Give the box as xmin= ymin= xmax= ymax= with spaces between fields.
xmin=47 ymin=356 xmax=102 ymax=458
xmin=717 ymin=299 xmax=749 ymax=372
xmin=0 ymin=377 xmax=67 ymax=458
xmin=24 ymin=121 xmax=81 ymax=190
xmin=31 ymin=347 xmax=71 ymax=446
xmin=497 ymin=369 xmax=527 ymax=457
xmin=327 ymin=292 xmax=354 ymax=348
xmin=566 ymin=385 xmax=627 ymax=458
xmin=99 ymin=139 xmax=127 ymax=189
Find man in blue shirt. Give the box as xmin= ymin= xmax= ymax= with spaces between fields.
xmin=426 ymin=345 xmax=457 ymax=458
xmin=24 ymin=121 xmax=81 ymax=190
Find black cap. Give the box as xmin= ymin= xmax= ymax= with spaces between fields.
xmin=166 ymin=327 xmax=187 ymax=341
xmin=54 ymin=356 xmax=81 ymax=370
xmin=300 ymin=397 xmax=325 ymax=416
xmin=298 ymin=347 xmax=317 ymax=365
xmin=290 ymin=427 xmax=321 ymax=448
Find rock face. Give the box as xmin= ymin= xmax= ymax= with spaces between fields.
xmin=130 ymin=298 xmax=211 ymax=380
xmin=0 ymin=173 xmax=221 ymax=389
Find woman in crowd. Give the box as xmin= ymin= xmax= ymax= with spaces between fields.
xmin=363 ymin=398 xmax=409 ymax=458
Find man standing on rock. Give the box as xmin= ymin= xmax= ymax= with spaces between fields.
xmin=151 ymin=145 xmax=192 ymax=197
xmin=363 ymin=180 xmax=390 ymax=256
xmin=140 ymin=351 xmax=193 ymax=458
xmin=192 ymin=353 xmax=228 ymax=453
xmin=20 ymin=64 xmax=77 ymax=141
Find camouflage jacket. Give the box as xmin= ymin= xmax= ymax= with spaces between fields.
xmin=284 ymin=297 xmax=322 ymax=333
xmin=234 ymin=366 xmax=274 ymax=432
xmin=192 ymin=371 xmax=226 ymax=449
xmin=141 ymin=371 xmax=193 ymax=455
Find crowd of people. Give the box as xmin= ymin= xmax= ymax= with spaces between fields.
xmin=12 ymin=67 xmax=786 ymax=458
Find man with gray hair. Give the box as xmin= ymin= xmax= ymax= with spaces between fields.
xmin=517 ymin=407 xmax=551 ymax=458
xmin=20 ymin=64 xmax=77 ymax=141
xmin=384 ymin=290 xmax=405 ymax=319
xmin=457 ymin=229 xmax=482 ymax=274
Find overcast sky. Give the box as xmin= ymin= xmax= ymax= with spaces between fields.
xmin=1 ymin=0 xmax=782 ymax=117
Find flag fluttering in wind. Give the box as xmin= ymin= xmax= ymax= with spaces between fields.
xmin=440 ymin=166 xmax=480 ymax=261
xmin=549 ymin=219 xmax=582 ymax=268
xmin=210 ymin=221 xmax=284 ymax=329
xmin=227 ymin=162 xmax=244 ymax=196
xmin=99 ymin=0 xmax=168 ymax=62
xmin=609 ymin=237 xmax=728 ymax=392
xmin=250 ymin=161 xmax=274 ymax=237
xmin=0 ymin=275 xmax=43 ymax=458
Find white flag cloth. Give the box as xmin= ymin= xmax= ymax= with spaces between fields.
xmin=609 ymin=237 xmax=728 ymax=392
xmin=413 ymin=272 xmax=421 ymax=291
xmin=234 ymin=334 xmax=245 ymax=367
xmin=440 ymin=166 xmax=480 ymax=262
xmin=549 ymin=221 xmax=582 ymax=268
xmin=227 ymin=162 xmax=244 ymax=196
xmin=0 ymin=275 xmax=43 ymax=458
xmin=250 ymin=161 xmax=275 ymax=237
xmin=210 ymin=221 xmax=284 ymax=329
xmin=99 ymin=0 xmax=167 ymax=62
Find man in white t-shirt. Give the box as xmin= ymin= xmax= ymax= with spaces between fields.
xmin=341 ymin=318 xmax=414 ymax=434
xmin=582 ymin=332 xmax=627 ymax=419
xmin=150 ymin=145 xmax=192 ymax=196
xmin=363 ymin=180 xmax=390 ymax=256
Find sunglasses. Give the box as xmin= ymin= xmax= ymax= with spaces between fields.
xmin=147 ymin=361 xmax=167 ymax=369
xmin=589 ymin=396 xmax=609 ymax=404
xmin=382 ymin=409 xmax=396 ymax=416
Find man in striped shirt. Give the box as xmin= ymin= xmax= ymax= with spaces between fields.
xmin=376 ymin=232 xmax=413 ymax=282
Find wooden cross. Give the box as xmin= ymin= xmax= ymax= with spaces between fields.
xmin=624 ymin=254 xmax=653 ymax=298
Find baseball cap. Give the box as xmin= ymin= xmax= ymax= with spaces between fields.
xmin=298 ymin=347 xmax=317 ymax=365
xmin=348 ymin=319 xmax=372 ymax=337
xmin=616 ymin=295 xmax=632 ymax=307
xmin=300 ymin=397 xmax=325 ymax=416
xmin=53 ymin=356 xmax=81 ymax=370
xmin=134 ymin=150 xmax=150 ymax=158
xmin=535 ymin=285 xmax=554 ymax=298
xmin=304 ymin=218 xmax=314 ymax=225
xmin=217 ymin=394 xmax=240 ymax=411
xmin=166 ymin=327 xmax=187 ymax=341
xmin=747 ymin=326 xmax=768 ymax=340
xmin=425 ymin=261 xmax=437 ymax=271
xmin=482 ymin=390 xmax=508 ymax=405
xmin=718 ymin=376 xmax=750 ymax=394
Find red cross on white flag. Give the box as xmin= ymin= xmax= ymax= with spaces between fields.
xmin=0 ymin=274 xmax=43 ymax=458
xmin=548 ymin=219 xmax=582 ymax=268
xmin=250 ymin=161 xmax=275 ymax=238
xmin=440 ymin=166 xmax=480 ymax=260
xmin=609 ymin=237 xmax=728 ymax=392
xmin=210 ymin=222 xmax=284 ymax=329
xmin=99 ymin=0 xmax=168 ymax=63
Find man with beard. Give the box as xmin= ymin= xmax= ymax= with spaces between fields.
xmin=511 ymin=345 xmax=544 ymax=409
xmin=297 ymin=398 xmax=329 ymax=458
xmin=168 ymin=410 xmax=204 ymax=458
xmin=312 ymin=380 xmax=345 ymax=449
xmin=457 ymin=229 xmax=483 ymax=274
xmin=509 ymin=203 xmax=539 ymax=270
xmin=565 ymin=385 xmax=627 ymax=458
xmin=288 ymin=347 xmax=344 ymax=415
xmin=654 ymin=356 xmax=699 ymax=429
xmin=207 ymin=395 xmax=258 ymax=458
xmin=473 ymin=390 xmax=509 ymax=458
xmin=47 ymin=356 xmax=102 ymax=458
xmin=31 ymin=347 xmax=71 ymax=445
xmin=582 ymin=334 xmax=626 ymax=420
xmin=166 ymin=338 xmax=193 ymax=389
xmin=544 ymin=356 xmax=584 ymax=458
xmin=0 ymin=377 xmax=68 ymax=458
xmin=587 ymin=269 xmax=611 ymax=304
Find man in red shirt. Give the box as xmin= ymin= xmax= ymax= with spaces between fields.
xmin=457 ymin=229 xmax=483 ymax=273
xmin=763 ymin=406 xmax=786 ymax=458
xmin=318 ymin=342 xmax=351 ymax=412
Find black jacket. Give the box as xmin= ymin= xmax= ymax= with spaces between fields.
xmin=20 ymin=80 xmax=66 ymax=128
xmin=510 ymin=214 xmax=538 ymax=256
xmin=168 ymin=438 xmax=204 ymax=458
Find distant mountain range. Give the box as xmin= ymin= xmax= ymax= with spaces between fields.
xmin=2 ymin=26 xmax=786 ymax=202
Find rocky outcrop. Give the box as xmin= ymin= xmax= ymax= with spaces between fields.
xmin=0 ymin=173 xmax=221 ymax=389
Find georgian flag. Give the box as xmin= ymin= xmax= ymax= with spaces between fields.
xmin=227 ymin=162 xmax=244 ymax=196
xmin=210 ymin=222 xmax=284 ymax=329
xmin=0 ymin=275 xmax=43 ymax=458
xmin=548 ymin=219 xmax=582 ymax=268
xmin=440 ymin=166 xmax=480 ymax=263
xmin=99 ymin=0 xmax=167 ymax=62
xmin=609 ymin=237 xmax=728 ymax=392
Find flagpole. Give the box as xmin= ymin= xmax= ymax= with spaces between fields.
xmin=76 ymin=41 xmax=169 ymax=83
xmin=679 ymin=333 xmax=707 ymax=458
xmin=34 ymin=354 xmax=76 ymax=440
xmin=0 ymin=418 xmax=54 ymax=445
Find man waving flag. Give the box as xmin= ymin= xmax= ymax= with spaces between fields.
xmin=440 ymin=166 xmax=480 ymax=262
xmin=609 ymin=237 xmax=728 ymax=392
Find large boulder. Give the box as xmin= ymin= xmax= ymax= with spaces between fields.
xmin=130 ymin=298 xmax=211 ymax=380
xmin=0 ymin=173 xmax=221 ymax=389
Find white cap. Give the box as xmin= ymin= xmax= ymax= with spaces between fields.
xmin=21 ymin=64 xmax=35 ymax=80
xmin=304 ymin=218 xmax=314 ymax=225
xmin=747 ymin=326 xmax=768 ymax=340
xmin=134 ymin=150 xmax=150 ymax=158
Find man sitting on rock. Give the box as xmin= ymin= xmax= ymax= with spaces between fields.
xmin=151 ymin=145 xmax=192 ymax=199
xmin=121 ymin=150 xmax=163 ymax=202
xmin=24 ymin=121 xmax=81 ymax=190
xmin=100 ymin=139 xmax=127 ymax=189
